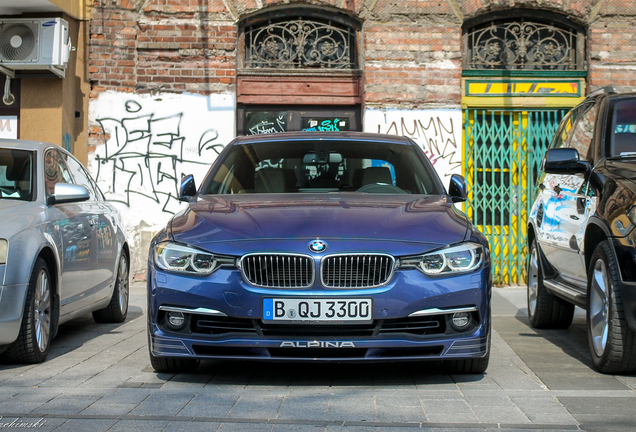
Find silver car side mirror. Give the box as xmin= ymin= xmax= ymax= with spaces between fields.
xmin=49 ymin=183 xmax=90 ymax=205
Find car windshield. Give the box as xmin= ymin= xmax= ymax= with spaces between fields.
xmin=204 ymin=140 xmax=443 ymax=195
xmin=611 ymin=98 xmax=636 ymax=156
xmin=0 ymin=148 xmax=34 ymax=201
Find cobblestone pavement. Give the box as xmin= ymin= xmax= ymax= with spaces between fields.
xmin=0 ymin=283 xmax=635 ymax=432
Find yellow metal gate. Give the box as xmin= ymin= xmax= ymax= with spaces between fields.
xmin=464 ymin=109 xmax=566 ymax=284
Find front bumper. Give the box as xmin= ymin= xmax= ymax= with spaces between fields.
xmin=0 ymin=282 xmax=28 ymax=345
xmin=147 ymin=265 xmax=491 ymax=362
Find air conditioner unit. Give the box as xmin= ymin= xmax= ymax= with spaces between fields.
xmin=0 ymin=18 xmax=72 ymax=78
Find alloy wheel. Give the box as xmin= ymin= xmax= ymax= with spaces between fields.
xmin=118 ymin=255 xmax=129 ymax=316
xmin=589 ymin=258 xmax=610 ymax=357
xmin=34 ymin=269 xmax=51 ymax=353
xmin=528 ymin=247 xmax=539 ymax=317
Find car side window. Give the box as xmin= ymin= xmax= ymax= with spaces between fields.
xmin=550 ymin=111 xmax=577 ymax=150
xmin=63 ymin=153 xmax=98 ymax=200
xmin=568 ymin=102 xmax=598 ymax=159
xmin=44 ymin=149 xmax=72 ymax=196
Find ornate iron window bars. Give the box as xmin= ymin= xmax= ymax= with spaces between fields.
xmin=244 ymin=17 xmax=355 ymax=70
xmin=466 ymin=20 xmax=578 ymax=70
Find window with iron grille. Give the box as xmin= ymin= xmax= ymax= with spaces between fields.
xmin=463 ymin=13 xmax=585 ymax=71
xmin=240 ymin=9 xmax=359 ymax=71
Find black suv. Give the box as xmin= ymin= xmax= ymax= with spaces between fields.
xmin=527 ymin=87 xmax=636 ymax=374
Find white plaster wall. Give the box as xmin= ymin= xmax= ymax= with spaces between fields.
xmin=87 ymin=92 xmax=235 ymax=275
xmin=364 ymin=109 xmax=463 ymax=185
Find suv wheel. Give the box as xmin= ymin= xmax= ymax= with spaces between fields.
xmin=527 ymin=241 xmax=574 ymax=329
xmin=587 ymin=241 xmax=636 ymax=374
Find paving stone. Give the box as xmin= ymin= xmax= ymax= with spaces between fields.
xmin=511 ymin=396 xmax=579 ymax=425
xmin=80 ymin=402 xmax=139 ymax=416
xmin=177 ymin=394 xmax=238 ymax=418
xmin=419 ymin=398 xmax=478 ymax=423
xmin=558 ymin=396 xmax=636 ymax=432
xmin=128 ymin=393 xmax=193 ymax=416
xmin=35 ymin=395 xmax=100 ymax=415
xmin=228 ymin=395 xmax=284 ymax=419
xmin=327 ymin=394 xmax=376 ymax=422
xmin=163 ymin=420 xmax=222 ymax=431
xmin=105 ymin=419 xmax=170 ymax=431
xmin=53 ymin=418 xmax=117 ymax=432
xmin=277 ymin=395 xmax=328 ymax=420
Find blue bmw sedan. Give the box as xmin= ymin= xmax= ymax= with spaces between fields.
xmin=147 ymin=132 xmax=491 ymax=373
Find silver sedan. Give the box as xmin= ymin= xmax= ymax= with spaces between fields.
xmin=0 ymin=140 xmax=130 ymax=363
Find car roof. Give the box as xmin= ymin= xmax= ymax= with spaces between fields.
xmin=0 ymin=139 xmax=57 ymax=151
xmin=231 ymin=131 xmax=413 ymax=145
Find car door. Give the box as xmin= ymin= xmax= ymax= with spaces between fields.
xmin=62 ymin=151 xmax=118 ymax=305
xmin=535 ymin=111 xmax=576 ymax=265
xmin=545 ymin=102 xmax=598 ymax=287
xmin=44 ymin=148 xmax=99 ymax=314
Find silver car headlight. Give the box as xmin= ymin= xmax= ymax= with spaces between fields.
xmin=400 ymin=242 xmax=485 ymax=275
xmin=0 ymin=239 xmax=6 ymax=265
xmin=155 ymin=242 xmax=235 ymax=275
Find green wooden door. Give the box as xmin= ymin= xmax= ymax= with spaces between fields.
xmin=464 ymin=109 xmax=566 ymax=284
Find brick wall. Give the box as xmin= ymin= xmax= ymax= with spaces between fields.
xmin=588 ymin=0 xmax=636 ymax=92
xmin=89 ymin=0 xmax=636 ymax=108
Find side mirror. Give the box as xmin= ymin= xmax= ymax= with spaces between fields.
xmin=449 ymin=174 xmax=467 ymax=203
xmin=543 ymin=148 xmax=588 ymax=174
xmin=179 ymin=174 xmax=197 ymax=202
xmin=49 ymin=183 xmax=90 ymax=205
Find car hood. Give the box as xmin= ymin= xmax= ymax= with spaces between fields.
xmin=170 ymin=194 xmax=470 ymax=256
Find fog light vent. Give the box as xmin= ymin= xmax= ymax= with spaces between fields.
xmin=451 ymin=312 xmax=471 ymax=331
xmin=167 ymin=311 xmax=186 ymax=329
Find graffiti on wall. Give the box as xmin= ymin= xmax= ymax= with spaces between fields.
xmin=245 ymin=111 xmax=287 ymax=135
xmin=364 ymin=109 xmax=462 ymax=179
xmin=90 ymin=94 xmax=235 ymax=215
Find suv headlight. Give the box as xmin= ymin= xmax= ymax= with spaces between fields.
xmin=400 ymin=242 xmax=485 ymax=275
xmin=155 ymin=242 xmax=235 ymax=275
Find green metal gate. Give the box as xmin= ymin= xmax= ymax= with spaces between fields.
xmin=464 ymin=109 xmax=566 ymax=284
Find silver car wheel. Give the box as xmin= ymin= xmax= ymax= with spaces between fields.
xmin=590 ymin=258 xmax=610 ymax=357
xmin=528 ymin=246 xmax=539 ymax=317
xmin=34 ymin=269 xmax=51 ymax=353
xmin=118 ymin=254 xmax=129 ymax=316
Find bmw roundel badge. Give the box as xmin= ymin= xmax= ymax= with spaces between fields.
xmin=308 ymin=240 xmax=328 ymax=253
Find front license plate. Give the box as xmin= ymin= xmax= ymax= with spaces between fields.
xmin=263 ymin=298 xmax=373 ymax=323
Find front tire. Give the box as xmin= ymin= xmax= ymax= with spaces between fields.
xmin=586 ymin=241 xmax=636 ymax=374
xmin=527 ymin=241 xmax=574 ymax=329
xmin=2 ymin=258 xmax=53 ymax=363
xmin=93 ymin=252 xmax=129 ymax=323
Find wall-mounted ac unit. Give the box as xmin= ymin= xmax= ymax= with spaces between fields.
xmin=0 ymin=18 xmax=72 ymax=78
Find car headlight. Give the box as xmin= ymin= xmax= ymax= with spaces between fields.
xmin=0 ymin=239 xmax=6 ymax=265
xmin=155 ymin=242 xmax=235 ymax=275
xmin=400 ymin=242 xmax=485 ymax=275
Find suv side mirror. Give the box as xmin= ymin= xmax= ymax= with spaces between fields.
xmin=179 ymin=174 xmax=197 ymax=202
xmin=543 ymin=148 xmax=589 ymax=174
xmin=449 ymin=174 xmax=467 ymax=202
